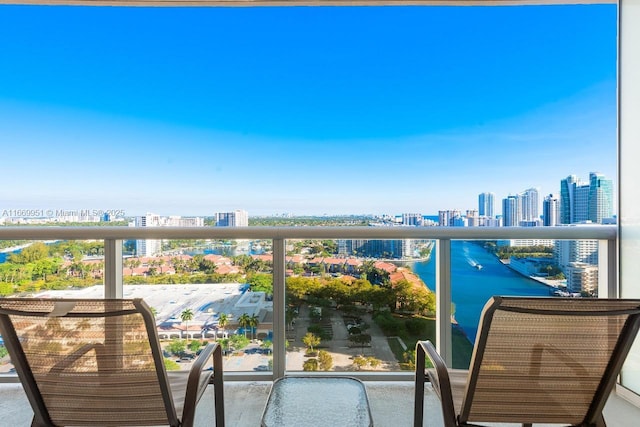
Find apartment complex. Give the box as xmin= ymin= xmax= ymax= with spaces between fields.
xmin=134 ymin=213 xmax=206 ymax=256
xmin=215 ymin=210 xmax=249 ymax=227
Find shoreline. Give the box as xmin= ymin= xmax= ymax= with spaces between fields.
xmin=499 ymin=258 xmax=567 ymax=289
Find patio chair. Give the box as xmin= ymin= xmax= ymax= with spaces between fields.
xmin=0 ymin=298 xmax=225 ymax=427
xmin=414 ymin=296 xmax=640 ymax=427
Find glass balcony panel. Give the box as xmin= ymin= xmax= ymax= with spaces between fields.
xmin=284 ymin=238 xmax=435 ymax=373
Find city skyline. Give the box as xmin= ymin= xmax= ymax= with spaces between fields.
xmin=0 ymin=4 xmax=617 ymax=216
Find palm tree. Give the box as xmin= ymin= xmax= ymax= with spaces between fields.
xmin=217 ymin=313 xmax=229 ymax=341
xmin=238 ymin=313 xmax=251 ymax=338
xmin=180 ymin=308 xmax=194 ymax=341
xmin=249 ymin=314 xmax=259 ymax=340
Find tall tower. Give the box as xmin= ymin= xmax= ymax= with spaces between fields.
xmin=502 ymin=196 xmax=519 ymax=227
xmin=478 ymin=192 xmax=495 ymax=218
xmin=215 ymin=210 xmax=249 ymax=227
xmin=560 ymin=173 xmax=613 ymax=224
xmin=588 ymin=172 xmax=613 ymax=223
xmin=560 ymin=175 xmax=578 ymax=224
xmin=543 ymin=194 xmax=560 ymax=226
xmin=519 ymin=188 xmax=540 ymax=221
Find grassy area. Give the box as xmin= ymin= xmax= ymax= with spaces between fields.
xmin=379 ymin=314 xmax=473 ymax=370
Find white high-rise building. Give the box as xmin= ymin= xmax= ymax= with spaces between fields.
xmin=554 ymin=238 xmax=598 ymax=270
xmin=519 ymin=188 xmax=540 ymax=222
xmin=478 ymin=192 xmax=495 ymax=218
xmin=402 ymin=213 xmax=423 ymax=226
xmin=215 ymin=210 xmax=249 ymax=227
xmin=135 ymin=213 xmax=162 ymax=257
xmin=134 ymin=213 xmax=205 ymax=256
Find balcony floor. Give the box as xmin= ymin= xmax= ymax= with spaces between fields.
xmin=1 ymin=381 xmax=639 ymax=426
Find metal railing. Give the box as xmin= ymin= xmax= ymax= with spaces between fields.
xmin=0 ymin=224 xmax=618 ymax=381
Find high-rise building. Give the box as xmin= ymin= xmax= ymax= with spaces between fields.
xmin=215 ymin=210 xmax=249 ymax=227
xmin=502 ymin=195 xmax=519 ymax=227
xmin=134 ymin=213 xmax=205 ymax=256
xmin=135 ymin=213 xmax=162 ymax=257
xmin=588 ymin=172 xmax=614 ymax=223
xmin=543 ymin=194 xmax=560 ymax=226
xmin=560 ymin=173 xmax=613 ymax=224
xmin=478 ymin=192 xmax=495 ymax=218
xmin=438 ymin=210 xmax=461 ymax=227
xmin=519 ymin=188 xmax=540 ymax=221
xmin=401 ymin=213 xmax=423 ymax=226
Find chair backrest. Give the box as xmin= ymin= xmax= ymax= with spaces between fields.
xmin=460 ymin=296 xmax=640 ymax=426
xmin=0 ymin=298 xmax=178 ymax=427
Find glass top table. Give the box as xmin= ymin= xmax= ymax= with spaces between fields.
xmin=260 ymin=376 xmax=373 ymax=427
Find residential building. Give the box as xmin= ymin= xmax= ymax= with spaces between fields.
xmin=401 ymin=213 xmax=423 ymax=226
xmin=561 ymin=173 xmax=613 ymax=225
xmin=543 ymin=194 xmax=560 ymax=226
xmin=216 ymin=209 xmax=249 ymax=227
xmin=502 ymin=195 xmax=519 ymax=227
xmin=519 ymin=188 xmax=540 ymax=222
xmin=478 ymin=192 xmax=495 ymax=218
xmin=589 ymin=172 xmax=614 ymax=223
xmin=566 ymin=262 xmax=599 ymax=295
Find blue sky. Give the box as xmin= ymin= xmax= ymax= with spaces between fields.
xmin=0 ymin=4 xmax=617 ymax=217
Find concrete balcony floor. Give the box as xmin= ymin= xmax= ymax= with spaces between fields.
xmin=1 ymin=381 xmax=639 ymax=426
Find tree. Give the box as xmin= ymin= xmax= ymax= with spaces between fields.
xmin=238 ymin=313 xmax=251 ymax=338
xmin=217 ymin=313 xmax=229 ymax=340
xmin=181 ymin=308 xmax=194 ymax=341
xmin=302 ymin=332 xmax=321 ymax=355
xmin=303 ymin=358 xmax=319 ymax=371
xmin=168 ymin=339 xmax=186 ymax=355
xmin=248 ymin=273 xmax=273 ymax=295
xmin=352 ymin=355 xmax=368 ymax=370
xmin=318 ymin=350 xmax=333 ymax=371
xmin=249 ymin=314 xmax=259 ymax=340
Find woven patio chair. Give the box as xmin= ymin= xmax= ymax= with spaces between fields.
xmin=414 ymin=296 xmax=640 ymax=427
xmin=0 ymin=298 xmax=225 ymax=427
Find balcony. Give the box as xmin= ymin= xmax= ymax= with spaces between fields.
xmin=1 ymin=224 xmax=639 ymax=425
xmin=2 ymin=380 xmax=640 ymax=426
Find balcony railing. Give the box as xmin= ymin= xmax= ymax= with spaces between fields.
xmin=0 ymin=224 xmax=617 ymax=382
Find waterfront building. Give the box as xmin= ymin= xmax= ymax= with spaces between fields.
xmin=508 ymin=256 xmax=555 ymax=277
xmin=134 ymin=213 xmax=205 ymax=256
xmin=543 ymin=194 xmax=560 ymax=226
xmin=478 ymin=192 xmax=495 ymax=218
xmin=566 ymin=262 xmax=599 ymax=295
xmin=497 ymin=239 xmax=554 ymax=247
xmin=215 ymin=209 xmax=249 ymax=227
xmin=554 ymin=236 xmax=598 ymax=270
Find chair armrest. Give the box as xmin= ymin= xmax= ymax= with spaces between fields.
xmin=185 ymin=342 xmax=225 ymax=427
xmin=415 ymin=340 xmax=457 ymax=427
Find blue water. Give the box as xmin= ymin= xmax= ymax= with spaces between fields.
xmin=411 ymin=240 xmax=551 ymax=343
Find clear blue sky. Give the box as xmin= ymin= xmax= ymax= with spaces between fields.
xmin=0 ymin=4 xmax=617 ymax=217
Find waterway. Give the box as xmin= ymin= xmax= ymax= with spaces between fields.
xmin=411 ymin=240 xmax=551 ymax=343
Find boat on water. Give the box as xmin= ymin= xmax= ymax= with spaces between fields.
xmin=475 ymin=264 xmax=483 ymax=270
